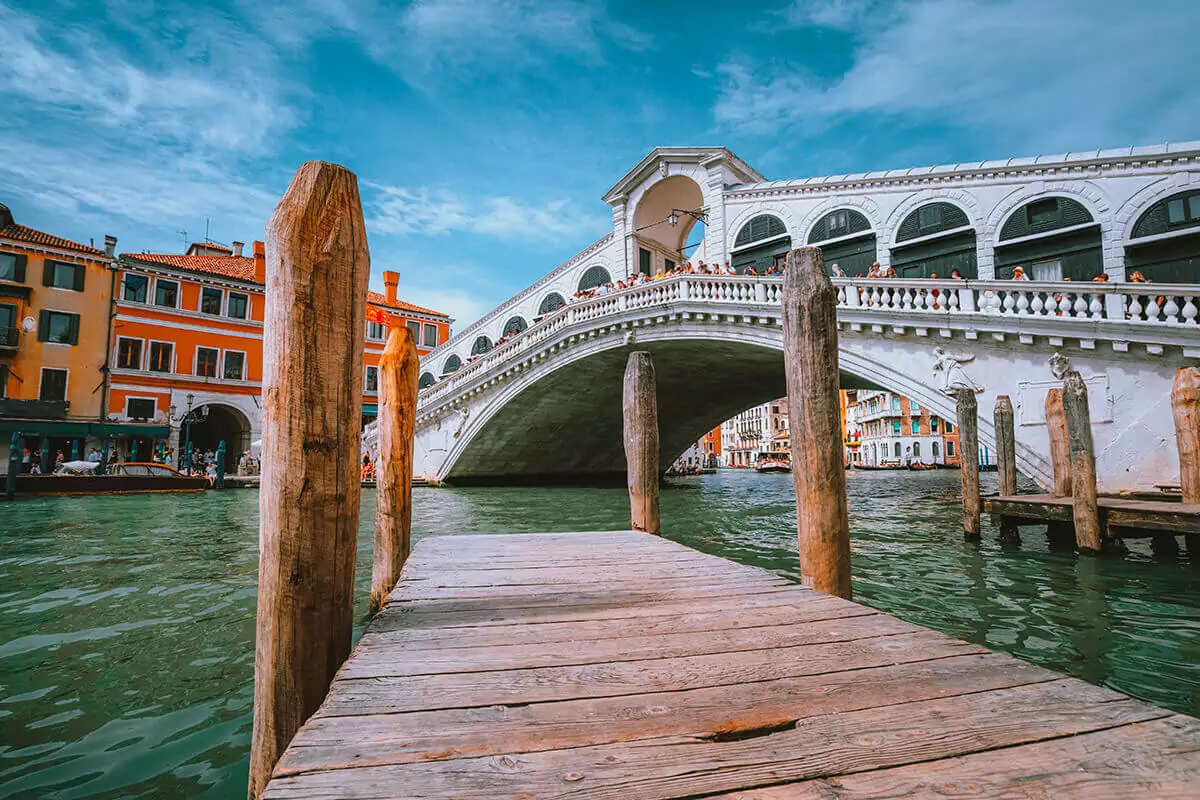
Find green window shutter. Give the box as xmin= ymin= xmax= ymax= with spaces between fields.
xmin=67 ymin=313 xmax=80 ymax=345
xmin=73 ymin=264 xmax=85 ymax=292
xmin=37 ymin=309 xmax=50 ymax=341
xmin=42 ymin=260 xmax=54 ymax=286
xmin=13 ymin=254 xmax=26 ymax=282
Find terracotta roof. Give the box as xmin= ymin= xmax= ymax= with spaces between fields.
xmin=367 ymin=290 xmax=448 ymax=318
xmin=0 ymin=223 xmax=104 ymax=256
xmin=121 ymin=252 xmax=259 ymax=283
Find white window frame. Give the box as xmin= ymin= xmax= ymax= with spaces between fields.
xmin=38 ymin=366 xmax=70 ymax=402
xmin=199 ymin=285 xmax=225 ymax=316
xmin=194 ymin=345 xmax=221 ymax=378
xmin=152 ymin=277 xmax=181 ymax=309
xmin=223 ymin=348 xmax=248 ymax=381
xmin=422 ymin=323 xmax=438 ymax=347
xmin=364 ymin=364 xmax=379 ymax=394
xmin=146 ymin=339 xmax=176 ymax=373
xmin=124 ymin=395 xmax=159 ymax=421
xmin=121 ymin=271 xmax=150 ymax=303
xmin=227 ymin=291 xmax=250 ymax=320
xmin=365 ymin=319 xmax=387 ymax=343
xmin=114 ymin=335 xmax=146 ymax=370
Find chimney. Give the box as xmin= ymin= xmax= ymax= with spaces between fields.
xmin=104 ymin=235 xmax=117 ymax=258
xmin=231 ymin=241 xmax=244 ymax=257
xmin=383 ymin=270 xmax=399 ymax=305
xmin=253 ymin=240 xmax=266 ymax=284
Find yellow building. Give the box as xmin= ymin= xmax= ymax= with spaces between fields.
xmin=1 ymin=203 xmax=149 ymax=469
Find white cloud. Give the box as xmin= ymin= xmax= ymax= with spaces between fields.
xmin=365 ymin=184 xmax=603 ymax=242
xmin=716 ymin=0 xmax=1200 ymax=152
xmin=780 ymin=0 xmax=883 ymax=29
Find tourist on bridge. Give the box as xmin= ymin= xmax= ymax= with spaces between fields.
xmin=1093 ymin=272 xmax=1110 ymax=283
xmin=1011 ymin=266 xmax=1030 ymax=280
xmin=951 ymin=268 xmax=964 ymax=279
xmin=867 ymin=262 xmax=882 ymax=278
xmin=830 ymin=263 xmax=844 ymax=277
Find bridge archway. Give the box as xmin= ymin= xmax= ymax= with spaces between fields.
xmin=442 ymin=354 xmax=462 ymax=375
xmin=1125 ymin=188 xmax=1200 ymax=282
xmin=807 ymin=209 xmax=877 ymax=276
xmin=578 ymin=266 xmax=612 ymax=292
xmin=471 ymin=335 xmax=493 ymax=356
xmin=631 ymin=175 xmax=705 ymax=275
xmin=185 ymin=403 xmax=251 ymax=471
xmin=994 ymin=196 xmax=1102 ymax=281
xmin=419 ymin=372 xmax=436 ymax=389
xmin=538 ymin=292 xmax=566 ymax=317
xmin=730 ymin=214 xmax=790 ymax=274
xmin=891 ymin=202 xmax=977 ymax=278
xmin=503 ymin=316 xmax=528 ymax=337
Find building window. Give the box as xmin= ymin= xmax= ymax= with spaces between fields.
xmin=931 ymin=417 xmax=939 ymax=432
xmin=224 ymin=351 xmax=245 ymax=380
xmin=913 ymin=442 xmax=921 ymax=458
xmin=0 ymin=364 xmax=8 ymax=397
xmin=148 ymin=342 xmax=173 ymax=373
xmin=406 ymin=321 xmax=420 ymax=341
xmin=154 ymin=279 xmax=179 ymax=308
xmin=201 ymin=287 xmax=223 ymax=315
xmin=364 ymin=365 xmax=379 ymax=393
xmin=196 ymin=347 xmax=219 ymax=377
xmin=43 ymin=261 xmax=85 ymax=291
xmin=423 ymin=324 xmax=439 ymax=347
xmin=367 ymin=320 xmax=386 ymax=341
xmin=932 ymin=441 xmax=940 ymax=458
xmin=127 ymin=398 xmax=156 ymax=420
xmin=116 ymin=337 xmax=143 ymax=369
xmin=947 ymin=440 xmax=956 ymax=457
xmin=912 ymin=420 xmax=919 ymax=434
xmin=1031 ymin=260 xmax=1063 ymax=281
xmin=918 ymin=205 xmax=942 ymax=231
xmin=0 ymin=252 xmax=26 ymax=282
xmin=665 ymin=260 xmax=675 ymax=272
xmin=38 ymin=310 xmax=80 ymax=344
xmin=227 ymin=292 xmax=249 ymax=319
xmin=639 ymin=248 xmax=652 ymax=275
xmin=894 ymin=442 xmax=902 ymax=458
xmin=39 ymin=368 xmax=68 ymax=402
xmin=1026 ymin=198 xmax=1059 ymax=226
xmin=945 ymin=422 xmax=954 ymax=433
xmin=828 ymin=210 xmax=849 ymax=236
xmin=123 ymin=273 xmax=148 ymax=302
xmin=891 ymin=396 xmax=900 ymax=411
xmin=892 ymin=420 xmax=901 ymax=433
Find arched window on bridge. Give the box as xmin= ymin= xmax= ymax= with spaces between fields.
xmin=578 ymin=266 xmax=611 ymax=292
xmin=471 ymin=335 xmax=493 ymax=356
xmin=539 ymin=293 xmax=566 ymax=316
xmin=891 ymin=202 xmax=977 ymax=278
xmin=418 ymin=372 xmax=436 ymax=389
xmin=996 ymin=197 xmax=1101 ymax=281
xmin=808 ymin=209 xmax=876 ymax=276
xmin=503 ymin=316 xmax=528 ymax=337
xmin=730 ymin=214 xmax=790 ymax=274
xmin=442 ymin=354 xmax=461 ymax=375
xmin=1126 ymin=189 xmax=1200 ymax=283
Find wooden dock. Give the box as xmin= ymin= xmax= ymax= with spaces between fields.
xmin=263 ymin=530 xmax=1200 ymax=799
xmin=985 ymin=493 xmax=1200 ymax=539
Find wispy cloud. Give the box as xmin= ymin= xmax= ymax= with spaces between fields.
xmin=365 ymin=184 xmax=605 ymax=242
xmin=716 ymin=0 xmax=1200 ymax=153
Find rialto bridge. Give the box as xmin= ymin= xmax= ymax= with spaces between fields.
xmin=372 ymin=143 xmax=1200 ymax=488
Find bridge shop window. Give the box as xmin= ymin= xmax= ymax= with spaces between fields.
xmin=1127 ymin=189 xmax=1200 ymax=283
xmin=892 ymin=202 xmax=977 ymax=278
xmin=503 ymin=316 xmax=528 ymax=337
xmin=731 ymin=214 xmax=790 ymax=275
xmin=578 ymin=266 xmax=612 ymax=292
xmin=471 ymin=335 xmax=493 ymax=356
xmin=418 ymin=372 xmax=436 ymax=390
xmin=995 ymin=197 xmax=1100 ymax=281
xmin=807 ymin=209 xmax=876 ymax=277
xmin=538 ymin=293 xmax=566 ymax=316
xmin=442 ymin=354 xmax=462 ymax=375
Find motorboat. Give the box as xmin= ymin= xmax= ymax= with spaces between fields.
xmin=14 ymin=461 xmax=207 ymax=495
xmin=755 ymin=459 xmax=792 ymax=474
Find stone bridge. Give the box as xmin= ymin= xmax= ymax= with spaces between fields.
xmin=381 ymin=273 xmax=1199 ymax=489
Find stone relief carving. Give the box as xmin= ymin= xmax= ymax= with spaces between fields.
xmin=1048 ymin=351 xmax=1071 ymax=380
xmin=933 ymin=347 xmax=983 ymax=395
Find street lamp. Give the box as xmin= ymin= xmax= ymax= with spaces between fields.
xmin=169 ymin=393 xmax=208 ymax=469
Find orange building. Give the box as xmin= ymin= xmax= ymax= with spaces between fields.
xmin=110 ymin=241 xmax=450 ymax=469
xmin=1 ymin=204 xmax=160 ymax=471
xmin=699 ymin=426 xmax=721 ymax=468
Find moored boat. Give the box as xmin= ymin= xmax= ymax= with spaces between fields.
xmin=755 ymin=459 xmax=792 ymax=473
xmin=14 ymin=461 xmax=207 ymax=496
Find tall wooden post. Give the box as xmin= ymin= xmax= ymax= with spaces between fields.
xmin=6 ymin=432 xmax=21 ymax=497
xmin=98 ymin=437 xmax=111 ymax=474
xmin=782 ymin=247 xmax=852 ymax=599
xmin=1171 ymin=366 xmax=1200 ymax=504
xmin=957 ymin=389 xmax=981 ymax=539
xmin=1062 ymin=371 xmax=1101 ymax=553
xmin=623 ymin=351 xmax=660 ymax=535
xmin=249 ymin=161 xmax=371 ymax=799
xmin=371 ymin=326 xmax=420 ymax=613
xmin=1045 ymin=388 xmax=1072 ymax=496
xmin=993 ymin=395 xmax=1019 ymax=543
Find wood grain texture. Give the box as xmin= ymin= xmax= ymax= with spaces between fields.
xmin=370 ymin=326 xmax=420 ymax=613
xmin=1063 ymin=370 xmax=1101 ymax=552
xmin=250 ymin=161 xmax=371 ymax=799
xmin=1045 ymin=387 xmax=1072 ymax=496
xmin=994 ymin=394 xmax=1017 ymax=497
xmin=956 ymin=389 xmax=981 ymax=538
xmin=782 ymin=247 xmax=851 ymax=598
xmin=1173 ymin=367 xmax=1200 ymax=504
xmin=624 ymin=351 xmax=660 ymax=534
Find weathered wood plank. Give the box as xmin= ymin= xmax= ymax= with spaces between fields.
xmin=713 ymin=715 xmax=1200 ymax=799
xmin=263 ymin=680 xmax=1169 ymax=799
xmin=276 ymin=653 xmax=1057 ymax=775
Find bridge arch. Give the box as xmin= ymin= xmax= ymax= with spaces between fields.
xmin=729 ymin=213 xmax=791 ymax=274
xmin=538 ymin=292 xmax=566 ymax=317
xmin=629 ymin=174 xmax=706 ymax=275
xmin=806 ymin=207 xmax=878 ymax=276
xmin=419 ymin=372 xmax=436 ymax=389
xmin=441 ymin=353 xmax=462 ymax=375
xmin=994 ymin=195 xmax=1103 ymax=281
xmin=502 ymin=316 xmax=528 ymax=337
xmin=1120 ymin=181 xmax=1200 ymax=283
xmin=889 ymin=200 xmax=978 ymax=279
xmin=471 ymin=335 xmax=493 ymax=356
xmin=577 ymin=265 xmax=612 ymax=291
xmin=186 ymin=402 xmax=252 ymax=471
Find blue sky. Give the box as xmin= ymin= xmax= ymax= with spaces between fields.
xmin=2 ymin=0 xmax=1197 ymax=328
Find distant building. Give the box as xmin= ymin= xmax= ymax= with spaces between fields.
xmin=854 ymin=390 xmax=957 ymax=467
xmin=720 ymin=398 xmax=788 ymax=468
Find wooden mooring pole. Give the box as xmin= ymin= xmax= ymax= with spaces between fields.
xmin=1045 ymin=388 xmax=1072 ymax=497
xmin=781 ymin=247 xmax=851 ymax=599
xmin=993 ymin=395 xmax=1019 ymax=544
xmin=370 ymin=326 xmax=420 ymax=613
xmin=1062 ymin=370 xmax=1102 ymax=553
xmin=249 ymin=161 xmax=371 ymax=799
xmin=957 ymin=389 xmax=981 ymax=539
xmin=623 ymin=351 xmax=660 ymax=535
xmin=1172 ymin=366 xmax=1200 ymax=504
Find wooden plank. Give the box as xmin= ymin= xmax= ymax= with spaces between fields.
xmin=713 ymin=715 xmax=1200 ymax=799
xmin=275 ymin=653 xmax=1058 ymax=775
xmin=318 ymin=630 xmax=985 ymax=715
xmin=387 ymin=578 xmax=794 ymax=603
xmin=263 ymin=680 xmax=1170 ymax=799
xmin=399 ymin=562 xmax=776 ymax=587
xmin=338 ymin=613 xmax=911 ymax=678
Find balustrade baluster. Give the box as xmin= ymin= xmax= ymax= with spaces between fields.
xmin=1015 ymin=291 xmax=1030 ymax=315
xmin=1183 ymin=296 xmax=1198 ymax=325
xmin=1088 ymin=294 xmax=1103 ymax=319
xmin=1002 ymin=291 xmax=1016 ymax=315
xmin=1072 ymin=294 xmax=1087 ymax=319
xmin=1030 ymin=293 xmax=1044 ymax=315
xmin=1164 ymin=295 xmax=1181 ymax=324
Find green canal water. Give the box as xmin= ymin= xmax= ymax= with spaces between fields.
xmin=1 ymin=469 xmax=1199 ymax=798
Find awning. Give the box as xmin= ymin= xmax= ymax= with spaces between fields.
xmin=362 ymin=404 xmax=378 ymax=415
xmin=0 ymin=420 xmax=169 ymax=438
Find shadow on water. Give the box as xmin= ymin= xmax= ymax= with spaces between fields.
xmin=0 ymin=468 xmax=1198 ymax=797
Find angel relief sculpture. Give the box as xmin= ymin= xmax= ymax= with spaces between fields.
xmin=932 ymin=346 xmax=984 ymax=395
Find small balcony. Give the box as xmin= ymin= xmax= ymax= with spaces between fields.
xmin=0 ymin=398 xmax=70 ymax=419
xmin=0 ymin=326 xmax=17 ymax=351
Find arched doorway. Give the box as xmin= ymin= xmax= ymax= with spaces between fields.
xmin=419 ymin=372 xmax=436 ymax=389
xmin=730 ymin=214 xmax=790 ymax=274
xmin=808 ymin=209 xmax=876 ymax=276
xmin=995 ymin=197 xmax=1102 ymax=280
xmin=891 ymin=202 xmax=977 ymax=278
xmin=503 ymin=316 xmax=528 ymax=337
xmin=632 ymin=175 xmax=705 ymax=276
xmin=578 ymin=266 xmax=612 ymax=291
xmin=1126 ymin=189 xmax=1200 ymax=282
xmin=185 ymin=404 xmax=251 ymax=471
